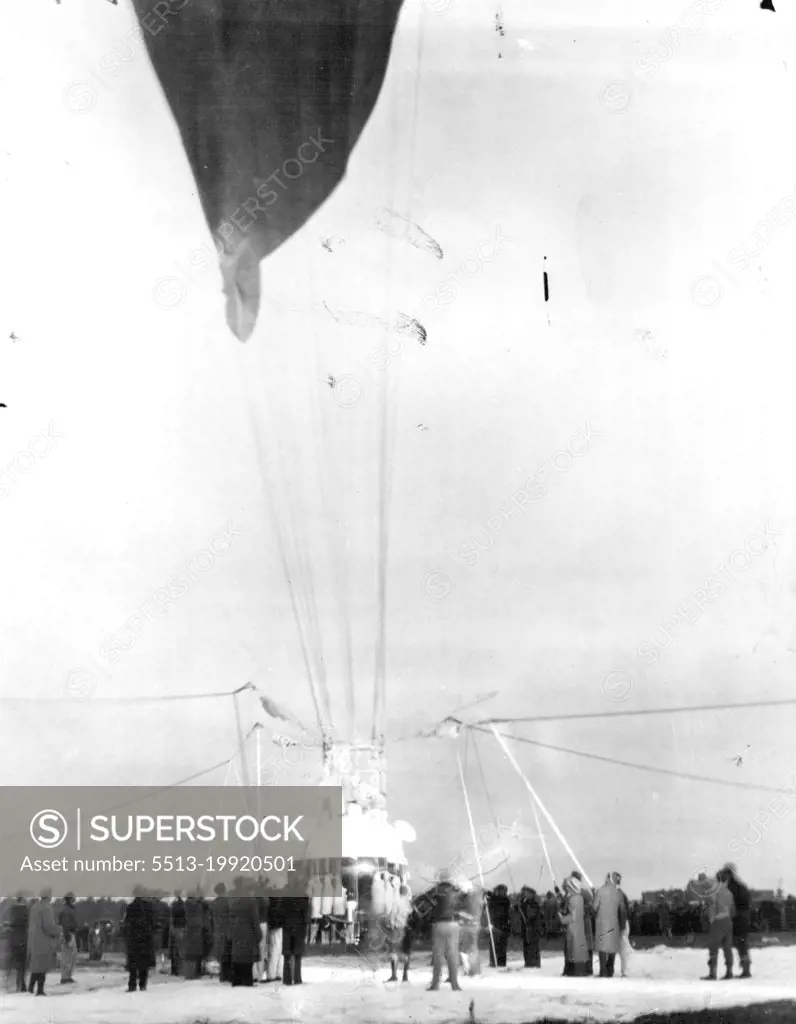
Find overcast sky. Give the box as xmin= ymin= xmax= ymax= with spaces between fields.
xmin=2 ymin=0 xmax=796 ymax=897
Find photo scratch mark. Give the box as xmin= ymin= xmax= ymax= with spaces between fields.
xmin=375 ymin=208 xmax=444 ymax=260
xmin=322 ymin=302 xmax=428 ymax=346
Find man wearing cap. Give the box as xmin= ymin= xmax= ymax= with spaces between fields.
xmin=59 ymin=892 xmax=78 ymax=984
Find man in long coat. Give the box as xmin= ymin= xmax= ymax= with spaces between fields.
xmin=169 ymin=890 xmax=186 ymax=976
xmin=543 ymin=891 xmax=559 ymax=938
xmin=518 ymin=887 xmax=543 ymax=968
xmin=558 ymin=877 xmax=590 ymax=977
xmin=183 ymin=890 xmax=207 ymax=978
xmin=282 ymin=891 xmax=310 ymax=985
xmin=212 ymin=883 xmax=232 ymax=983
xmin=27 ymin=890 xmax=61 ymax=995
xmin=264 ymin=886 xmax=287 ymax=982
xmin=571 ymin=872 xmax=595 ymax=975
xmin=228 ymin=877 xmax=261 ymax=987
xmin=593 ymin=873 xmax=625 ymax=977
xmin=485 ymin=885 xmax=512 ymax=968
xmin=122 ymin=887 xmax=157 ymax=992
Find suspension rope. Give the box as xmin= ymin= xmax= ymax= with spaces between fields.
xmin=477 ymin=696 xmax=796 ymax=727
xmin=237 ymin=354 xmax=327 ymax=737
xmin=531 ymin=794 xmax=555 ymax=887
xmin=477 ymin=725 xmax=792 ymax=797
xmin=456 ymin=747 xmax=499 ymax=969
xmin=472 ymin=731 xmax=516 ymax=894
xmin=490 ymin=725 xmax=592 ymax=888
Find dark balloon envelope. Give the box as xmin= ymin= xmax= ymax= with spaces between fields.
xmin=131 ymin=0 xmax=405 ymax=340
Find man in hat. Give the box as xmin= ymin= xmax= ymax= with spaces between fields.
xmin=558 ymin=876 xmax=590 ymax=977
xmin=212 ymin=882 xmax=232 ymax=983
xmin=122 ymin=886 xmax=157 ymax=992
xmin=593 ymin=874 xmax=624 ymax=978
xmin=27 ymin=888 xmax=60 ymax=996
xmin=570 ymin=872 xmax=595 ymax=975
xmin=485 ymin=884 xmax=512 ymax=968
xmin=518 ymin=886 xmax=543 ymax=968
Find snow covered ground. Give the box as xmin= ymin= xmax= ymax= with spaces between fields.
xmin=2 ymin=948 xmax=795 ymax=1023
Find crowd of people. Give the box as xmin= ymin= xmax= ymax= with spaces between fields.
xmin=126 ymin=878 xmax=312 ymax=991
xmin=406 ymin=863 xmax=754 ymax=987
xmin=2 ymin=862 xmax=755 ymax=996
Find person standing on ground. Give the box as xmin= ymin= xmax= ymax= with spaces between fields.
xmin=385 ymin=883 xmax=412 ymax=982
xmin=485 ymin=884 xmax=512 ymax=968
xmin=122 ymin=887 xmax=156 ymax=992
xmin=183 ymin=889 xmax=206 ymax=979
xmin=228 ymin=877 xmax=260 ymax=987
xmin=427 ymin=870 xmax=462 ymax=991
xmin=27 ymin=889 xmax=60 ymax=996
xmin=701 ymin=872 xmax=735 ymax=981
xmin=212 ymin=883 xmax=232 ymax=983
xmin=398 ymin=896 xmax=419 ymax=983
xmin=518 ymin=886 xmax=543 ymax=968
xmin=282 ymin=890 xmax=310 ymax=985
xmin=722 ymin=864 xmax=752 ymax=979
xmin=58 ymin=893 xmax=78 ymax=985
xmin=254 ymin=879 xmax=269 ymax=981
xmin=264 ymin=884 xmax=286 ymax=982
xmin=612 ymin=872 xmax=632 ymax=978
xmin=457 ymin=879 xmax=482 ymax=977
xmin=593 ymin=873 xmax=624 ymax=978
xmin=570 ymin=872 xmax=595 ymax=975
xmin=7 ymin=894 xmax=29 ymax=992
xmin=657 ymin=897 xmax=672 ymax=940
xmin=543 ymin=890 xmax=558 ymax=938
xmin=169 ymin=890 xmax=186 ymax=977
xmin=558 ymin=877 xmax=590 ymax=977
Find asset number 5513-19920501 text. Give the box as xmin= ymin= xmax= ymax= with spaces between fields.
xmin=151 ymin=855 xmax=296 ymax=873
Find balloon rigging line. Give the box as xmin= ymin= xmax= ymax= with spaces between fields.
xmin=456 ymin=747 xmax=499 ymax=969
xmin=476 ymin=725 xmax=791 ymax=797
xmin=490 ymin=725 xmax=593 ymax=888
